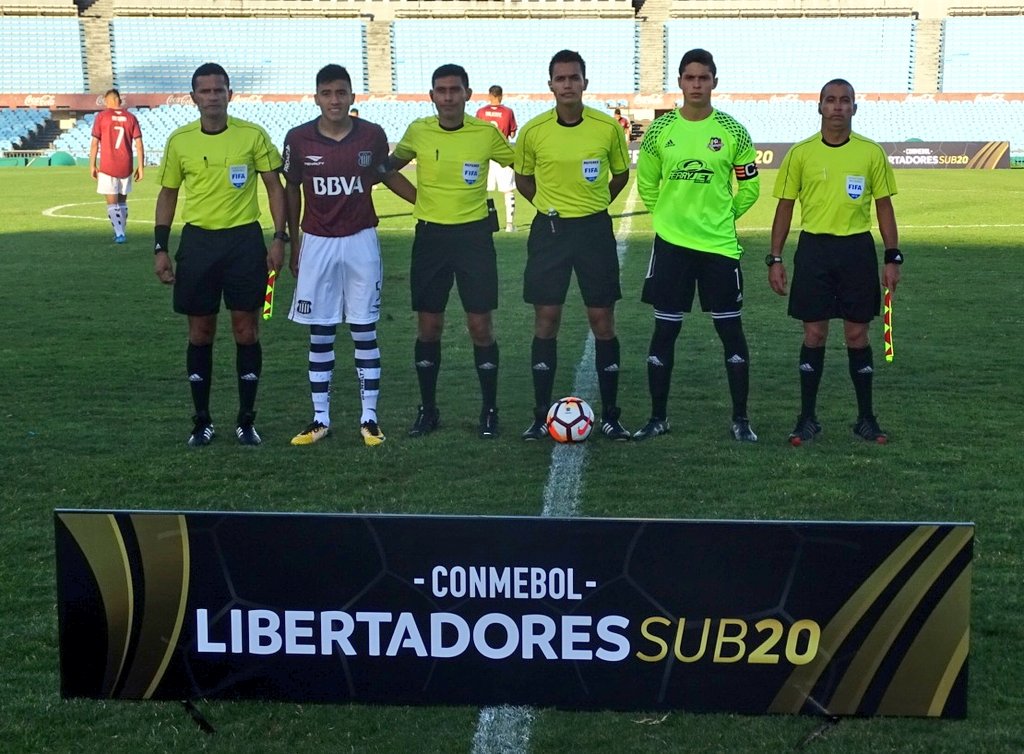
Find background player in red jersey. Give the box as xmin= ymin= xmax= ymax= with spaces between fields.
xmin=283 ymin=64 xmax=416 ymax=447
xmin=90 ymin=89 xmax=144 ymax=243
xmin=475 ymin=85 xmax=518 ymax=232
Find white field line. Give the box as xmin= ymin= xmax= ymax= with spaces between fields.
xmin=41 ymin=202 xmax=1024 ymax=232
xmin=42 ymin=201 xmax=153 ymax=224
xmin=470 ymin=183 xmax=639 ymax=754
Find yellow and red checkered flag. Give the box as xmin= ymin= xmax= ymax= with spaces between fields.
xmin=262 ymin=270 xmax=277 ymax=321
xmin=883 ymin=287 xmax=894 ymax=362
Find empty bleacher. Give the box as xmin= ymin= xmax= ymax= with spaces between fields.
xmin=942 ymin=15 xmax=1024 ymax=93
xmin=0 ymin=108 xmax=50 ymax=151
xmin=392 ymin=19 xmax=638 ymax=93
xmin=665 ymin=16 xmax=917 ymax=93
xmin=0 ymin=16 xmax=85 ymax=93
xmin=110 ymin=17 xmax=366 ymax=93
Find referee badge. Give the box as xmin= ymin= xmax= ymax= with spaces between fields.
xmin=582 ymin=159 xmax=600 ymax=183
xmin=463 ymin=162 xmax=481 ymax=185
xmin=229 ymin=164 xmax=248 ymax=189
xmin=846 ymin=175 xmax=865 ymax=199
xmin=358 ymin=151 xmax=373 ymax=168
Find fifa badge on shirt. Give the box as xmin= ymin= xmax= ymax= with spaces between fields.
xmin=229 ymin=164 xmax=248 ymax=189
xmin=707 ymin=137 xmax=723 ymax=152
xmin=463 ymin=162 xmax=480 ymax=185
xmin=582 ymin=159 xmax=600 ymax=183
xmin=846 ymin=175 xmax=865 ymax=199
xmin=358 ymin=151 xmax=372 ymax=168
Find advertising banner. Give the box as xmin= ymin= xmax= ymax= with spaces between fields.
xmin=754 ymin=141 xmax=1009 ymax=169
xmin=55 ymin=511 xmax=972 ymax=717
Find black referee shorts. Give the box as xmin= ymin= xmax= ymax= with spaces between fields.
xmin=410 ymin=218 xmax=498 ymax=314
xmin=789 ymin=231 xmax=880 ymax=323
xmin=523 ymin=210 xmax=621 ymax=308
xmin=173 ymin=222 xmax=267 ymax=316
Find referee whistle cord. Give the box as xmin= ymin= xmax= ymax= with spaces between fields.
xmin=181 ymin=699 xmax=216 ymax=735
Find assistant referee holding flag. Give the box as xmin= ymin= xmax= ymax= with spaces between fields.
xmin=154 ymin=63 xmax=287 ymax=447
xmin=768 ymin=78 xmax=902 ymax=445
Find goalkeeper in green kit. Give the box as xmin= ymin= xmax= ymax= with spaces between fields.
xmin=633 ymin=48 xmax=761 ymax=442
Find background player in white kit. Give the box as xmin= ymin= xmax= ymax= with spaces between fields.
xmin=283 ymin=64 xmax=415 ymax=446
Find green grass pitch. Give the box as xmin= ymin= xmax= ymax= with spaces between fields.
xmin=1 ymin=166 xmax=1022 ymax=751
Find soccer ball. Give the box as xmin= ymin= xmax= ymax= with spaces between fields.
xmin=546 ymin=397 xmax=595 ymax=443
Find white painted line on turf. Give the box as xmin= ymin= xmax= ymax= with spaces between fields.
xmin=43 ymin=201 xmax=153 ymax=224
xmin=471 ymin=183 xmax=640 ymax=754
xmin=612 ymin=221 xmax=1024 ymax=234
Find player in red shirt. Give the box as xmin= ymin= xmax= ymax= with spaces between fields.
xmin=283 ymin=64 xmax=416 ymax=447
xmin=475 ymin=85 xmax=518 ymax=232
xmin=89 ymin=89 xmax=144 ymax=244
xmin=614 ymin=108 xmax=630 ymax=139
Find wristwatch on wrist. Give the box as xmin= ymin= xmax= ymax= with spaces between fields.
xmin=765 ymin=254 xmax=783 ymax=267
xmin=273 ymin=230 xmax=290 ymax=243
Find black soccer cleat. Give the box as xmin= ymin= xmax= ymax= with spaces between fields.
xmin=852 ymin=415 xmax=888 ymax=444
xmin=478 ymin=408 xmax=500 ymax=439
xmin=521 ymin=407 xmax=549 ymax=441
xmin=187 ymin=414 xmax=215 ymax=447
xmin=633 ymin=417 xmax=670 ymax=442
xmin=730 ymin=416 xmax=758 ymax=443
xmin=408 ymin=405 xmax=440 ymax=437
xmin=235 ymin=411 xmax=262 ymax=446
xmin=788 ymin=415 xmax=822 ymax=447
xmin=600 ymin=406 xmax=631 ymax=441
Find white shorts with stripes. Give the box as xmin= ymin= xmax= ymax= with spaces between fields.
xmin=96 ymin=172 xmax=132 ymax=195
xmin=487 ymin=162 xmax=515 ymax=192
xmin=288 ymin=228 xmax=382 ymax=325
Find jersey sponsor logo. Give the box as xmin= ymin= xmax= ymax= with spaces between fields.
xmin=297 ymin=300 xmax=313 ymax=315
xmin=311 ymin=176 xmax=365 ymax=196
xmin=846 ymin=175 xmax=866 ymax=200
xmin=667 ymin=159 xmax=713 ymax=184
xmin=304 ymin=155 xmax=325 ymax=167
xmin=734 ymin=162 xmax=759 ymax=180
xmin=582 ymin=159 xmax=600 ymax=183
xmin=358 ymin=151 xmax=373 ymax=168
xmin=707 ymin=137 xmax=723 ymax=152
xmin=283 ymin=144 xmax=291 ymax=173
xmin=229 ymin=165 xmax=248 ymax=189
xmin=463 ymin=162 xmax=481 ymax=185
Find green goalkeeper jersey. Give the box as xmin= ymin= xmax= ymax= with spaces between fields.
xmin=636 ymin=108 xmax=760 ymax=259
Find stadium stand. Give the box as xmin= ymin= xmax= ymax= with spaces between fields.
xmin=0 ymin=0 xmax=75 ymax=14
xmin=3 ymin=3 xmax=1023 ymax=165
xmin=392 ymin=19 xmax=638 ymax=93
xmin=110 ymin=17 xmax=366 ymax=93
xmin=715 ymin=96 xmax=1024 ymax=146
xmin=664 ymin=16 xmax=917 ymax=93
xmin=0 ymin=16 xmax=86 ymax=93
xmin=0 ymin=108 xmax=50 ymax=151
xmin=942 ymin=15 xmax=1024 ymax=92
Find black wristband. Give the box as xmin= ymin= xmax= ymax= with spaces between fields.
xmin=273 ymin=230 xmax=290 ymax=243
xmin=154 ymin=224 xmax=171 ymax=254
xmin=884 ymin=248 xmax=903 ymax=265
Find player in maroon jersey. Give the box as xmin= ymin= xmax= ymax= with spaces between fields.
xmin=475 ymin=85 xmax=518 ymax=232
xmin=283 ymin=64 xmax=415 ymax=447
xmin=89 ymin=89 xmax=145 ymax=243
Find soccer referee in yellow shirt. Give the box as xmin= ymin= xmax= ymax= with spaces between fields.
xmin=390 ymin=64 xmax=514 ymax=439
xmin=153 ymin=63 xmax=287 ymax=447
xmin=515 ymin=49 xmax=632 ymax=441
xmin=769 ymin=78 xmax=902 ymax=445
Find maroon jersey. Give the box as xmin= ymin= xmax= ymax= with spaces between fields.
xmin=91 ymin=108 xmax=142 ymax=178
xmin=282 ymin=118 xmax=390 ymax=237
xmin=475 ymin=104 xmax=517 ymax=140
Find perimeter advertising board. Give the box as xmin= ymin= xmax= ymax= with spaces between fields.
xmin=55 ymin=511 xmax=972 ymax=717
xmin=754 ymin=141 xmax=1010 ymax=169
